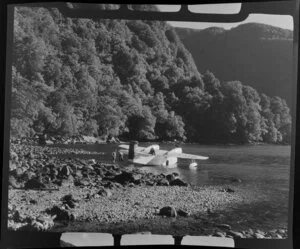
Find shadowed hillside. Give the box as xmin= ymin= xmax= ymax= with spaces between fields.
xmin=176 ymin=23 xmax=294 ymax=107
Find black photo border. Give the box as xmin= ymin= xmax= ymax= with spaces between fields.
xmin=0 ymin=1 xmax=299 ymax=249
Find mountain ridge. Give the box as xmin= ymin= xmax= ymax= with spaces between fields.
xmin=175 ymin=22 xmax=294 ymax=107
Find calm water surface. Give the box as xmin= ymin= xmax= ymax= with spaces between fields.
xmin=54 ymin=143 xmax=291 ymax=189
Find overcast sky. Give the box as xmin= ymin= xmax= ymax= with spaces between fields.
xmin=156 ymin=4 xmax=294 ymax=31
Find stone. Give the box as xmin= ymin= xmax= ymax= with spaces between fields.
xmin=61 ymin=194 xmax=79 ymax=208
xmin=29 ymin=199 xmax=37 ymax=204
xmin=95 ymin=168 xmax=105 ymax=177
xmin=221 ymin=188 xmax=235 ymax=193
xmin=87 ymin=159 xmax=96 ymax=165
xmin=24 ymin=178 xmax=46 ymax=189
xmin=254 ymin=233 xmax=265 ymax=239
xmin=45 ymin=140 xmax=54 ymax=145
xmin=103 ymin=181 xmax=115 ymax=189
xmin=10 ymin=151 xmax=19 ymax=161
xmin=159 ymin=206 xmax=177 ymax=217
xmin=60 ymin=175 xmax=74 ymax=187
xmin=216 ymin=224 xmax=232 ymax=230
xmin=172 ymin=172 xmax=180 ymax=178
xmin=145 ymin=180 xmax=155 ymax=186
xmin=177 ymin=209 xmax=190 ymax=217
xmin=50 ymin=168 xmax=59 ymax=177
xmin=9 ymin=175 xmax=20 ymax=189
xmin=16 ymin=167 xmax=24 ymax=176
xmin=226 ymin=231 xmax=244 ymax=238
xmin=74 ymin=179 xmax=90 ymax=186
xmin=75 ymin=171 xmax=83 ymax=178
xmin=169 ymin=178 xmax=188 ymax=187
xmin=46 ymin=206 xmax=75 ymax=221
xmin=277 ymin=229 xmax=286 ymax=234
xmin=132 ymin=173 xmax=142 ymax=181
xmin=113 ymin=171 xmax=134 ymax=184
xmin=158 ymin=178 xmax=169 ymax=186
xmin=114 ymin=182 xmax=123 ymax=188
xmin=166 ymin=174 xmax=176 ymax=182
xmin=35 ymin=215 xmax=55 ymax=230
xmin=12 ymin=210 xmax=21 ymax=222
xmin=9 ymin=161 xmax=17 ymax=171
xmin=97 ymin=187 xmax=112 ymax=197
xmin=60 ymin=165 xmax=72 ymax=177
xmin=128 ymin=182 xmax=135 ymax=187
xmin=214 ymin=231 xmax=226 ymax=237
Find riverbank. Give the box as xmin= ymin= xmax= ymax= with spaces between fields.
xmin=7 ymin=143 xmax=288 ymax=238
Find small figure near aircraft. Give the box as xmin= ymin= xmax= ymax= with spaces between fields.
xmin=118 ymin=141 xmax=209 ymax=167
xmin=112 ymin=150 xmax=124 ymax=163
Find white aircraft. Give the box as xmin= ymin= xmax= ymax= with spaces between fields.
xmin=118 ymin=143 xmax=209 ymax=167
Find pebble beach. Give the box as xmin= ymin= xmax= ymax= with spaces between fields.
xmin=7 ymin=141 xmax=288 ymax=239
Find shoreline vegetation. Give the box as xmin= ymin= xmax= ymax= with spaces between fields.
xmin=8 ymin=141 xmax=288 ymax=238
xmin=11 ymin=134 xmax=291 ymax=147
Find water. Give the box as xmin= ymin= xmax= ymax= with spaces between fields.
xmin=54 ymin=143 xmax=291 ymax=189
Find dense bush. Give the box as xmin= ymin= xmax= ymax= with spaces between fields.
xmin=11 ymin=6 xmax=292 ymax=144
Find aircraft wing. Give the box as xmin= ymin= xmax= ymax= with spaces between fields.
xmin=168 ymin=153 xmax=209 ymax=160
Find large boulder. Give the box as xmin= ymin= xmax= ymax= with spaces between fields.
xmin=46 ymin=206 xmax=75 ymax=221
xmin=159 ymin=206 xmax=177 ymax=217
xmin=166 ymin=174 xmax=176 ymax=182
xmin=8 ymin=175 xmax=20 ymax=188
xmin=61 ymin=194 xmax=79 ymax=209
xmin=169 ymin=178 xmax=188 ymax=187
xmin=24 ymin=178 xmax=46 ymax=189
xmin=60 ymin=165 xmax=73 ymax=178
xmin=113 ymin=171 xmax=134 ymax=184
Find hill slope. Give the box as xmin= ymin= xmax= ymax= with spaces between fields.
xmin=11 ymin=7 xmax=291 ymax=144
xmin=176 ymin=23 xmax=294 ymax=107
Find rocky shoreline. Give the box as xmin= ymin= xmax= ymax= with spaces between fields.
xmin=8 ymin=142 xmax=288 ymax=239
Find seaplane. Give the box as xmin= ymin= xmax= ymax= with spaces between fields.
xmin=118 ymin=141 xmax=209 ymax=167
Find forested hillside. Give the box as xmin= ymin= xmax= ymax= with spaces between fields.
xmin=11 ymin=6 xmax=292 ymax=144
xmin=176 ymin=23 xmax=294 ymax=107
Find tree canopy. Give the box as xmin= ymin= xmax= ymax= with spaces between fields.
xmin=11 ymin=6 xmax=292 ymax=144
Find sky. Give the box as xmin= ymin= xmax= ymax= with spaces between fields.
xmin=156 ymin=4 xmax=294 ymax=31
